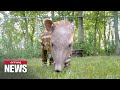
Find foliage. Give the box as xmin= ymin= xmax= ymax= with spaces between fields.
xmin=0 ymin=11 xmax=120 ymax=59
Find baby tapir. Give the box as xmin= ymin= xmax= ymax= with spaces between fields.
xmin=41 ymin=19 xmax=75 ymax=72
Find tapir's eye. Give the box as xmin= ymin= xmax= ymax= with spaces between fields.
xmin=68 ymin=43 xmax=72 ymax=47
xmin=51 ymin=43 xmax=54 ymax=47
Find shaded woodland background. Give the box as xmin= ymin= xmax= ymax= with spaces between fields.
xmin=0 ymin=11 xmax=120 ymax=59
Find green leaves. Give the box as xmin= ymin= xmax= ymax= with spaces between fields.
xmin=0 ymin=11 xmax=119 ymax=58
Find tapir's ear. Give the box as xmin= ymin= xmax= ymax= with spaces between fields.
xmin=44 ymin=19 xmax=54 ymax=31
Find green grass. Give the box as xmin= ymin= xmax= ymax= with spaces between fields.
xmin=0 ymin=56 xmax=120 ymax=79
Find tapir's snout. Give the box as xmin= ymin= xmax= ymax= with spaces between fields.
xmin=55 ymin=70 xmax=61 ymax=72
xmin=54 ymin=64 xmax=62 ymax=72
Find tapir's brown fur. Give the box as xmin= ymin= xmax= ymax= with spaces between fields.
xmin=41 ymin=19 xmax=75 ymax=72
xmin=41 ymin=29 xmax=53 ymax=65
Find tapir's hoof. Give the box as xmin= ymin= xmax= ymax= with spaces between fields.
xmin=64 ymin=62 xmax=70 ymax=68
xmin=41 ymin=63 xmax=47 ymax=67
xmin=49 ymin=62 xmax=54 ymax=66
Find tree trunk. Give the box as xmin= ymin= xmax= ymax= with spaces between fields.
xmin=22 ymin=11 xmax=29 ymax=49
xmin=51 ymin=11 xmax=54 ymax=20
xmin=108 ymin=22 xmax=111 ymax=43
xmin=114 ymin=11 xmax=119 ymax=55
xmin=107 ymin=22 xmax=111 ymax=54
xmin=35 ymin=17 xmax=39 ymax=49
xmin=103 ymin=11 xmax=107 ymax=53
xmin=93 ymin=11 xmax=99 ymax=55
xmin=25 ymin=18 xmax=28 ymax=48
xmin=78 ymin=11 xmax=84 ymax=43
xmin=111 ymin=27 xmax=114 ymax=46
xmin=30 ymin=25 xmax=35 ymax=47
xmin=97 ymin=28 xmax=101 ymax=54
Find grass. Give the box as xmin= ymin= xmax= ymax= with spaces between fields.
xmin=0 ymin=56 xmax=120 ymax=79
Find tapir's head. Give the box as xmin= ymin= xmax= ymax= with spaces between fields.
xmin=44 ymin=19 xmax=75 ymax=72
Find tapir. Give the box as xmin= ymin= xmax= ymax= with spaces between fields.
xmin=41 ymin=19 xmax=75 ymax=72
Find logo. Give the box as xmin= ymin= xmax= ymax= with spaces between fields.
xmin=4 ymin=60 xmax=27 ymax=73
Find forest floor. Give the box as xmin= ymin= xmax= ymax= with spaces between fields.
xmin=0 ymin=55 xmax=120 ymax=79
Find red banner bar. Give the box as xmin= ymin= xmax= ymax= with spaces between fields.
xmin=4 ymin=60 xmax=27 ymax=64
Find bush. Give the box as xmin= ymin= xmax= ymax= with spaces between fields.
xmin=0 ymin=46 xmax=42 ymax=59
xmin=73 ymin=42 xmax=94 ymax=56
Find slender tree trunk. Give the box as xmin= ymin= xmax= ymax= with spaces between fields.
xmin=103 ymin=11 xmax=107 ymax=54
xmin=25 ymin=18 xmax=28 ymax=48
xmin=107 ymin=22 xmax=111 ymax=54
xmin=97 ymin=28 xmax=101 ymax=54
xmin=114 ymin=11 xmax=119 ymax=55
xmin=30 ymin=25 xmax=35 ymax=47
xmin=94 ymin=20 xmax=97 ymax=55
xmin=93 ymin=11 xmax=99 ymax=55
xmin=111 ymin=25 xmax=114 ymax=46
xmin=108 ymin=22 xmax=111 ymax=43
xmin=35 ymin=16 xmax=39 ymax=49
xmin=51 ymin=11 xmax=54 ymax=20
xmin=22 ymin=12 xmax=29 ymax=49
xmin=1 ymin=27 xmax=4 ymax=40
xmin=78 ymin=11 xmax=84 ymax=43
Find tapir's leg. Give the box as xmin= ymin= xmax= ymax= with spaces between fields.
xmin=64 ymin=55 xmax=71 ymax=68
xmin=42 ymin=48 xmax=48 ymax=65
xmin=49 ymin=56 xmax=54 ymax=66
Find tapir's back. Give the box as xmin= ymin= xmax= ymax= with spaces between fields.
xmin=41 ymin=29 xmax=51 ymax=52
xmin=54 ymin=20 xmax=73 ymax=30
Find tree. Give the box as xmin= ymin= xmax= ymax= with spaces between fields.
xmin=51 ymin=11 xmax=54 ymax=20
xmin=78 ymin=11 xmax=84 ymax=43
xmin=93 ymin=11 xmax=99 ymax=55
xmin=113 ymin=11 xmax=119 ymax=55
